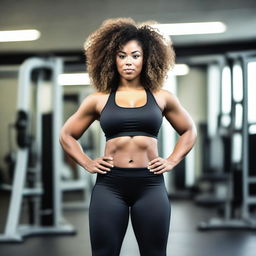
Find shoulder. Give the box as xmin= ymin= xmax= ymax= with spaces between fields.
xmin=151 ymin=88 xmax=175 ymax=98
xmin=151 ymin=88 xmax=178 ymax=111
xmin=158 ymin=88 xmax=175 ymax=97
xmin=78 ymin=91 xmax=104 ymax=114
xmin=80 ymin=91 xmax=111 ymax=117
xmin=81 ymin=91 xmax=109 ymax=105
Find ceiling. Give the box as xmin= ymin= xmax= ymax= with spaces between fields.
xmin=0 ymin=0 xmax=256 ymax=56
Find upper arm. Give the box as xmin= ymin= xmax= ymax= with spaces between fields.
xmin=60 ymin=93 xmax=99 ymax=140
xmin=162 ymin=89 xmax=195 ymax=136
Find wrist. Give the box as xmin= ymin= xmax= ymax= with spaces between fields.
xmin=81 ymin=156 xmax=92 ymax=170
xmin=167 ymin=156 xmax=180 ymax=166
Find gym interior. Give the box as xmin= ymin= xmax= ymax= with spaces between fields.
xmin=0 ymin=1 xmax=256 ymax=256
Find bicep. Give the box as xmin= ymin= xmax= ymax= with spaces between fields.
xmin=163 ymin=92 xmax=194 ymax=136
xmin=61 ymin=94 xmax=98 ymax=140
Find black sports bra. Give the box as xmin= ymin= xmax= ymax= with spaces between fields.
xmin=99 ymin=88 xmax=163 ymax=141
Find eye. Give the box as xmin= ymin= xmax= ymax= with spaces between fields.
xmin=118 ymin=54 xmax=126 ymax=59
xmin=133 ymin=55 xmax=141 ymax=59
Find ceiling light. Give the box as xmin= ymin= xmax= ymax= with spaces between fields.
xmin=170 ymin=64 xmax=190 ymax=76
xmin=59 ymin=73 xmax=90 ymax=86
xmin=0 ymin=29 xmax=40 ymax=42
xmin=151 ymin=22 xmax=226 ymax=35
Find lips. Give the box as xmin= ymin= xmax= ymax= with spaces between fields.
xmin=124 ymin=69 xmax=134 ymax=72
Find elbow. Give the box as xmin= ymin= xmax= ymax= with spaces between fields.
xmin=179 ymin=123 xmax=197 ymax=140
xmin=59 ymin=127 xmax=68 ymax=148
xmin=182 ymin=124 xmax=197 ymax=146
xmin=59 ymin=127 xmax=78 ymax=150
xmin=59 ymin=134 xmax=64 ymax=147
xmin=190 ymin=123 xmax=197 ymax=145
xmin=59 ymin=129 xmax=64 ymax=147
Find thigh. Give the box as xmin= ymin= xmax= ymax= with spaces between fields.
xmin=89 ymin=183 xmax=129 ymax=256
xmin=130 ymin=184 xmax=171 ymax=256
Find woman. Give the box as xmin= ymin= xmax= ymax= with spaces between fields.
xmin=60 ymin=18 xmax=197 ymax=256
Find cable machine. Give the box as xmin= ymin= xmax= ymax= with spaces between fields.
xmin=0 ymin=57 xmax=76 ymax=242
xmin=199 ymin=51 xmax=256 ymax=230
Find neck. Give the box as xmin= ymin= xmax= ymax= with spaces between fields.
xmin=118 ymin=77 xmax=143 ymax=90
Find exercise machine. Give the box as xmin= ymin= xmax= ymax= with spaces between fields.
xmin=198 ymin=51 xmax=256 ymax=230
xmin=0 ymin=57 xmax=76 ymax=242
xmin=195 ymin=58 xmax=230 ymax=206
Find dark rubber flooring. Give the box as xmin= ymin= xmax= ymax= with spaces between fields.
xmin=0 ymin=192 xmax=256 ymax=256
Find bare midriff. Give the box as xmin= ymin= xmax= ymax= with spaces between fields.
xmin=104 ymin=135 xmax=159 ymax=168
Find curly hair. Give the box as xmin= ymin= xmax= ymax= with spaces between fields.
xmin=84 ymin=17 xmax=175 ymax=93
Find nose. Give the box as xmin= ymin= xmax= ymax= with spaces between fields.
xmin=125 ymin=56 xmax=132 ymax=65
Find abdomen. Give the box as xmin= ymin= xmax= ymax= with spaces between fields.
xmin=104 ymin=136 xmax=159 ymax=167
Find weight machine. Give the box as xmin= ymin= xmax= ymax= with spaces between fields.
xmin=0 ymin=57 xmax=76 ymax=242
xmin=198 ymin=51 xmax=256 ymax=230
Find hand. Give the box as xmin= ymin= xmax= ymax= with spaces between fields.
xmin=85 ymin=156 xmax=114 ymax=174
xmin=147 ymin=157 xmax=176 ymax=174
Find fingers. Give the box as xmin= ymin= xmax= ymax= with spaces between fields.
xmin=150 ymin=166 xmax=166 ymax=174
xmin=92 ymin=164 xmax=111 ymax=174
xmin=148 ymin=158 xmax=175 ymax=174
xmin=101 ymin=158 xmax=114 ymax=167
xmin=153 ymin=168 xmax=166 ymax=174
xmin=148 ymin=157 xmax=162 ymax=170
xmin=148 ymin=157 xmax=161 ymax=166
xmin=94 ymin=168 xmax=108 ymax=174
xmin=148 ymin=157 xmax=166 ymax=174
xmin=98 ymin=162 xmax=112 ymax=172
xmin=100 ymin=157 xmax=114 ymax=169
xmin=93 ymin=156 xmax=114 ymax=174
xmin=102 ymin=156 xmax=113 ymax=161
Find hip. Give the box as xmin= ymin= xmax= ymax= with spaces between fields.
xmin=95 ymin=165 xmax=165 ymax=189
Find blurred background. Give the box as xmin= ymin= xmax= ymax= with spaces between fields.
xmin=0 ymin=0 xmax=256 ymax=255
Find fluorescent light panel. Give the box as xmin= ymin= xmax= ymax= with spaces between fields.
xmin=59 ymin=73 xmax=90 ymax=86
xmin=171 ymin=64 xmax=190 ymax=76
xmin=151 ymin=22 xmax=226 ymax=35
xmin=0 ymin=29 xmax=40 ymax=42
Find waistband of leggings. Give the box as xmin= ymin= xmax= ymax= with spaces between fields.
xmin=102 ymin=165 xmax=163 ymax=178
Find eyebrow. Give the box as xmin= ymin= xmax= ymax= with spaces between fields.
xmin=118 ymin=50 xmax=142 ymax=54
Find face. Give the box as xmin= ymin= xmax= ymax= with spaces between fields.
xmin=115 ymin=40 xmax=143 ymax=82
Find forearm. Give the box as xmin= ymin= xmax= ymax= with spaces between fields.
xmin=59 ymin=133 xmax=92 ymax=169
xmin=167 ymin=128 xmax=197 ymax=166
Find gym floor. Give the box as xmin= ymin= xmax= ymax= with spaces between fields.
xmin=0 ymin=192 xmax=256 ymax=256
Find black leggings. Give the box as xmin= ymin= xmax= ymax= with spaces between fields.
xmin=89 ymin=166 xmax=171 ymax=256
